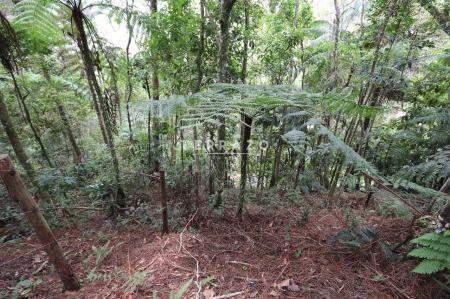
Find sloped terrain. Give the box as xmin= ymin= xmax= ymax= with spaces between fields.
xmin=0 ymin=192 xmax=442 ymax=298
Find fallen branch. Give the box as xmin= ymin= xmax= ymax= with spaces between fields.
xmin=212 ymin=291 xmax=244 ymax=299
xmin=364 ymin=173 xmax=423 ymax=216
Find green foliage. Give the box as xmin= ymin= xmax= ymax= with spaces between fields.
xmin=409 ymin=231 xmax=450 ymax=275
xmin=124 ymin=271 xmax=149 ymax=294
xmin=12 ymin=278 xmax=43 ymax=299
xmin=169 ymin=278 xmax=192 ymax=299
xmin=328 ymin=227 xmax=377 ymax=249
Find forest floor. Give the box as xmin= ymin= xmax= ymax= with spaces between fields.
xmin=0 ymin=190 xmax=443 ymax=298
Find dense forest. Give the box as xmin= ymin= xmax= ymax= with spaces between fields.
xmin=0 ymin=0 xmax=449 ymax=297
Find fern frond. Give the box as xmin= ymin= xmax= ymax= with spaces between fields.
xmin=412 ymin=260 xmax=448 ymax=275
xmin=409 ymin=247 xmax=450 ymax=262
xmin=12 ymin=0 xmax=66 ymax=43
xmin=409 ymin=231 xmax=450 ymax=275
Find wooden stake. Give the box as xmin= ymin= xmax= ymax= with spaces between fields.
xmin=0 ymin=155 xmax=80 ymax=291
xmin=159 ymin=170 xmax=169 ymax=234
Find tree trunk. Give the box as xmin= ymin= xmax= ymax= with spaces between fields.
xmin=0 ymin=91 xmax=52 ymax=203
xmin=10 ymin=72 xmax=53 ymax=168
xmin=218 ymin=0 xmax=237 ymax=82
xmin=85 ymin=72 xmax=109 ymax=145
xmin=195 ymin=0 xmax=206 ymax=92
xmin=41 ymin=65 xmax=82 ymax=163
xmin=0 ymin=91 xmax=36 ymax=183
xmin=72 ymin=6 xmax=124 ymax=201
xmin=57 ymin=104 xmax=82 ymax=163
xmin=144 ymin=76 xmax=153 ymax=167
xmin=439 ymin=177 xmax=450 ymax=223
xmin=150 ymin=0 xmax=161 ymax=172
xmin=241 ymin=0 xmax=249 ymax=84
xmin=330 ymin=0 xmax=340 ymax=90
xmin=215 ymin=0 xmax=237 ymax=206
xmin=270 ymin=110 xmax=287 ymax=188
xmin=193 ymin=126 xmax=201 ymax=194
xmin=125 ymin=0 xmax=134 ymax=141
xmin=358 ymin=9 xmax=392 ymax=105
xmin=159 ymin=170 xmax=169 ymax=234
xmin=0 ymin=155 xmax=80 ymax=291
xmin=237 ymin=115 xmax=252 ymax=217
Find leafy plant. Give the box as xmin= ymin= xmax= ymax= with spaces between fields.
xmin=328 ymin=227 xmax=377 ymax=249
xmin=12 ymin=278 xmax=43 ymax=299
xmin=123 ymin=271 xmax=149 ymax=294
xmin=169 ymin=279 xmax=192 ymax=299
xmin=408 ymin=230 xmax=450 ymax=275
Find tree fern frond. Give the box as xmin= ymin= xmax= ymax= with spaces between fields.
xmin=412 ymin=260 xmax=448 ymax=275
xmin=409 ymin=247 xmax=450 ymax=262
xmin=409 ymin=231 xmax=450 ymax=275
xmin=12 ymin=0 xmax=65 ymax=43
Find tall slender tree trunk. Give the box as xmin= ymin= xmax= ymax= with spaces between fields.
xmin=0 ymin=91 xmax=37 ymax=184
xmin=41 ymin=65 xmax=82 ymax=163
xmin=330 ymin=0 xmax=340 ymax=90
xmin=125 ymin=0 xmax=134 ymax=141
xmin=269 ymin=109 xmax=287 ymax=188
xmin=438 ymin=177 xmax=450 ymax=223
xmin=150 ymin=0 xmax=161 ymax=172
xmin=85 ymin=72 xmax=109 ymax=145
xmin=215 ymin=0 xmax=237 ymax=207
xmin=195 ymin=0 xmax=206 ymax=92
xmin=57 ymin=104 xmax=82 ymax=163
xmin=358 ymin=9 xmax=392 ymax=105
xmin=192 ymin=0 xmax=205 ymax=197
xmin=72 ymin=6 xmax=124 ymax=201
xmin=236 ymin=0 xmax=251 ymax=217
xmin=237 ymin=115 xmax=252 ymax=217
xmin=269 ymin=137 xmax=283 ymax=188
xmin=144 ymin=76 xmax=153 ymax=167
xmin=241 ymin=0 xmax=249 ymax=84
xmin=10 ymin=72 xmax=53 ymax=168
xmin=257 ymin=126 xmax=267 ymax=189
xmin=0 ymin=91 xmax=51 ymax=202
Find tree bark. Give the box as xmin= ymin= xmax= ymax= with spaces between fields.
xmin=57 ymin=104 xmax=82 ymax=163
xmin=330 ymin=0 xmax=340 ymax=90
xmin=72 ymin=5 xmax=123 ymax=200
xmin=193 ymin=126 xmax=201 ymax=196
xmin=125 ymin=0 xmax=134 ymax=141
xmin=195 ymin=0 xmax=206 ymax=92
xmin=0 ymin=91 xmax=36 ymax=183
xmin=0 ymin=91 xmax=52 ymax=202
xmin=159 ymin=170 xmax=169 ymax=234
xmin=150 ymin=0 xmax=161 ymax=172
xmin=237 ymin=115 xmax=252 ymax=217
xmin=215 ymin=0 xmax=237 ymax=206
xmin=241 ymin=0 xmax=249 ymax=84
xmin=85 ymin=72 xmax=109 ymax=145
xmin=0 ymin=155 xmax=80 ymax=291
xmin=41 ymin=65 xmax=82 ymax=163
xmin=10 ymin=72 xmax=53 ymax=168
xmin=218 ymin=0 xmax=237 ymax=82
xmin=439 ymin=177 xmax=450 ymax=223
